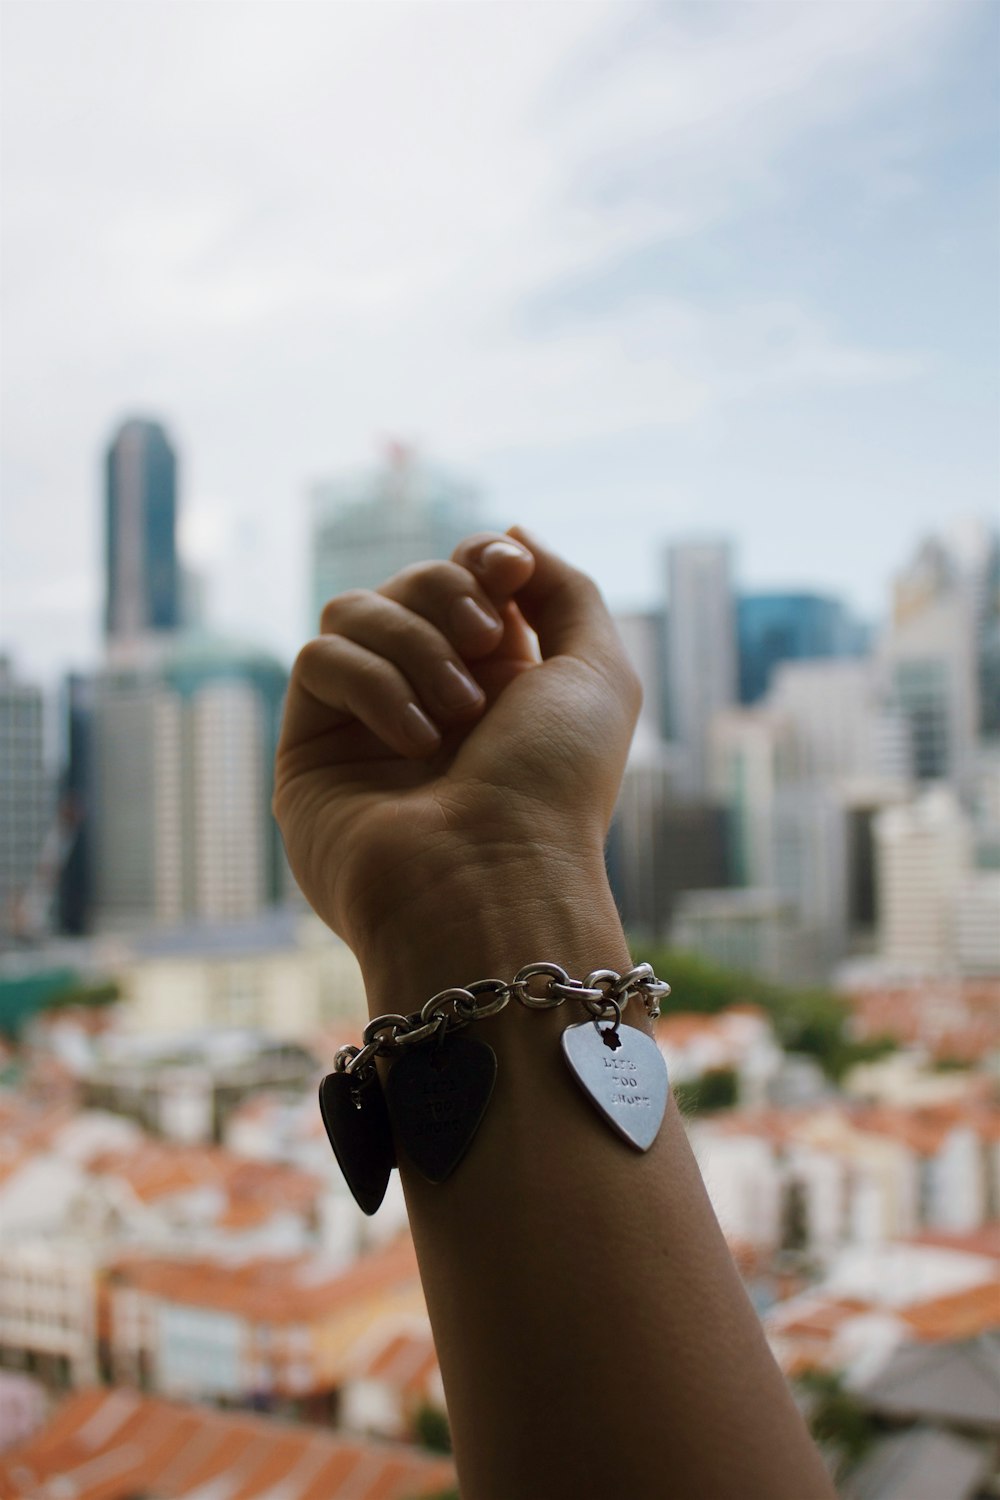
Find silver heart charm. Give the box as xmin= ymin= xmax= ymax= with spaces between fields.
xmin=561 ymin=1021 xmax=668 ymax=1151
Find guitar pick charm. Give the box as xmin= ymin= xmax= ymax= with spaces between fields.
xmin=561 ymin=1020 xmax=668 ymax=1151
xmin=319 ymin=1070 xmax=396 ymax=1216
xmin=385 ymin=1032 xmax=497 ymax=1183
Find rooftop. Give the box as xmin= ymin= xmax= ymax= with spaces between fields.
xmin=108 ymin=1232 xmax=421 ymax=1325
xmin=856 ymin=1333 xmax=1000 ymax=1432
xmin=840 ymin=1425 xmax=992 ymax=1500
xmin=91 ymin=1141 xmax=325 ymax=1222
xmin=0 ymin=1386 xmax=455 ymax=1499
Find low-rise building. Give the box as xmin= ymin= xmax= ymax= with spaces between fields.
xmin=657 ymin=1004 xmax=783 ymax=1106
xmin=110 ymin=907 xmax=366 ymax=1040
xmin=0 ymin=1239 xmax=99 ymax=1387
xmin=690 ymin=1099 xmax=1000 ymax=1254
xmin=105 ymin=1234 xmax=426 ymax=1415
xmin=843 ymin=977 xmax=1000 ymax=1066
xmin=83 ymin=1027 xmax=320 ymax=1143
xmin=0 ymin=1386 xmax=456 ymax=1498
xmin=765 ymin=1238 xmax=999 ymax=1381
xmin=339 ymin=1316 xmax=444 ymax=1441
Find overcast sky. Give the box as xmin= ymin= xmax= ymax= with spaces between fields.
xmin=2 ymin=0 xmax=997 ymax=686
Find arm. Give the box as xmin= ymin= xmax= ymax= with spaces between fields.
xmin=274 ymin=528 xmax=835 ymax=1500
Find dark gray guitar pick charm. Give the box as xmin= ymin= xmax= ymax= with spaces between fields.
xmin=385 ymin=1033 xmax=497 ymax=1183
xmin=318 ymin=1070 xmax=396 ymax=1216
xmin=561 ymin=1021 xmax=668 ymax=1151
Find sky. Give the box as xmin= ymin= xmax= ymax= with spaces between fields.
xmin=1 ymin=0 xmax=997 ymax=686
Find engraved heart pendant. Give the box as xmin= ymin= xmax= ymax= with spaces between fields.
xmin=319 ymin=1070 xmax=396 ymax=1216
xmin=561 ymin=1021 xmax=668 ymax=1151
xmin=385 ymin=1033 xmax=497 ymax=1183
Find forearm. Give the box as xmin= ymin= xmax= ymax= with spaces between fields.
xmin=360 ymin=856 xmax=835 ymax=1500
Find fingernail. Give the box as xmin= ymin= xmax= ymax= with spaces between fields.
xmin=436 ymin=661 xmax=484 ymax=711
xmin=478 ymin=540 xmax=530 ymax=571
xmin=401 ymin=702 xmax=441 ymax=751
xmin=450 ymin=595 xmax=502 ymax=637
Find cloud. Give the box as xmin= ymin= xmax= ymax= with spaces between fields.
xmin=0 ymin=0 xmax=982 ymax=681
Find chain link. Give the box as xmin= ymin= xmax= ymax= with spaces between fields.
xmin=337 ymin=961 xmax=670 ymax=1081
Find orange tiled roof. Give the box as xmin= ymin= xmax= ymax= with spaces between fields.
xmin=899 ymin=1280 xmax=1000 ymax=1341
xmin=0 ymin=1093 xmax=76 ymax=1162
xmin=0 ymin=1386 xmax=455 ymax=1499
xmin=109 ymin=1233 xmax=421 ymax=1325
xmin=845 ymin=979 xmax=1000 ymax=1060
xmin=657 ymin=1007 xmax=768 ymax=1044
xmin=348 ymin=1324 xmax=440 ymax=1401
xmin=850 ymin=1101 xmax=1000 ymax=1155
xmin=712 ymin=1107 xmax=805 ymax=1145
xmin=769 ymin=1296 xmax=872 ymax=1341
xmin=89 ymin=1140 xmax=324 ymax=1219
xmin=908 ymin=1223 xmax=1000 ymax=1260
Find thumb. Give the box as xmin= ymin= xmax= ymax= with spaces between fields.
xmin=506 ymin=526 xmax=639 ymax=704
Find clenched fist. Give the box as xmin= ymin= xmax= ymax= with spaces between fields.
xmin=272 ymin=527 xmax=640 ymax=970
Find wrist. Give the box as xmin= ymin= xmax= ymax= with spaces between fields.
xmin=353 ymin=842 xmax=629 ymax=1017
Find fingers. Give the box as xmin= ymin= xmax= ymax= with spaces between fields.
xmin=449 ymin=532 xmax=540 ymax=664
xmin=287 ymin=634 xmax=444 ymax=760
xmin=280 ymin=529 xmax=636 ymax=768
xmin=505 ymin=525 xmax=641 ymax=710
xmin=375 ymin=560 xmax=506 ymax=661
xmin=320 ymin=590 xmax=486 ymax=726
xmin=289 ymin=549 xmax=531 ymax=763
xmin=450 ymin=532 xmax=536 ymax=604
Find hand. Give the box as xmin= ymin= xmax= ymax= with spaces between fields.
xmin=273 ymin=527 xmax=641 ymax=965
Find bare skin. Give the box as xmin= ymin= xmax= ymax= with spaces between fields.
xmin=274 ymin=527 xmax=836 ymax=1500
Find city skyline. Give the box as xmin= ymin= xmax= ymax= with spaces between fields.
xmin=2 ymin=406 xmax=995 ymax=692
xmin=2 ymin=1 xmax=997 ymax=685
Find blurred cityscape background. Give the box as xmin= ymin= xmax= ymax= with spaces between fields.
xmin=1 ymin=3 xmax=998 ymax=1499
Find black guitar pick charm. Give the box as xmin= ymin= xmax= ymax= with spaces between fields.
xmin=561 ymin=1021 xmax=668 ymax=1151
xmin=385 ymin=1032 xmax=497 ymax=1183
xmin=318 ymin=1070 xmax=396 ymax=1215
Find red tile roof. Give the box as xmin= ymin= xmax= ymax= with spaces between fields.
xmin=845 ymin=978 xmax=1000 ymax=1061
xmin=899 ymin=1280 xmax=1000 ymax=1342
xmin=89 ymin=1140 xmax=325 ymax=1220
xmin=0 ymin=1387 xmax=455 ymax=1499
xmin=908 ymin=1223 xmax=1000 ymax=1260
xmin=348 ymin=1324 xmax=441 ymax=1401
xmin=108 ymin=1233 xmax=421 ymax=1325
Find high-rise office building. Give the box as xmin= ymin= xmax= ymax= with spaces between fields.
xmin=310 ymin=446 xmax=484 ymax=626
xmin=881 ymin=583 xmax=978 ymax=787
xmin=0 ymin=658 xmax=50 ymax=941
xmin=614 ymin=609 xmax=669 ymax=756
xmin=57 ymin=674 xmax=94 ymax=936
xmin=665 ymin=540 xmax=738 ymax=798
xmin=86 ymin=638 xmax=287 ymax=932
xmin=105 ymin=418 xmax=180 ymax=645
xmin=737 ymin=592 xmax=865 ymax=705
xmin=873 ymin=787 xmax=971 ymax=973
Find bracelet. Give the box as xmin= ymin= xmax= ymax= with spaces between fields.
xmin=319 ymin=961 xmax=672 ymax=1215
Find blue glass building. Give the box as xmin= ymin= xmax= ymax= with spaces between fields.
xmin=737 ymin=593 xmax=864 ymax=705
xmin=105 ymin=418 xmax=180 ymax=640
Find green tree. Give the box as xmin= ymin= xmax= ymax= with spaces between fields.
xmin=795 ymin=1368 xmax=877 ymax=1467
xmin=413 ymin=1402 xmax=452 ymax=1454
xmin=673 ymin=1066 xmax=738 ymax=1116
xmin=638 ymin=944 xmax=897 ymax=1082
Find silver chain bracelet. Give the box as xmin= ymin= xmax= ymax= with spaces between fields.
xmin=320 ymin=960 xmax=673 ymax=1213
xmin=334 ymin=961 xmax=671 ymax=1081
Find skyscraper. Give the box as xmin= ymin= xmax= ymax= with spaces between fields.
xmin=881 ymin=537 xmax=979 ymax=786
xmin=737 ymin=592 xmax=865 ymax=705
xmin=310 ymin=445 xmax=484 ymax=626
xmin=874 ymin=787 xmax=971 ymax=973
xmin=665 ymin=540 xmax=738 ymax=798
xmin=86 ymin=637 xmax=287 ymax=932
xmin=0 ymin=658 xmax=50 ymax=941
xmin=105 ymin=418 xmax=180 ymax=644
